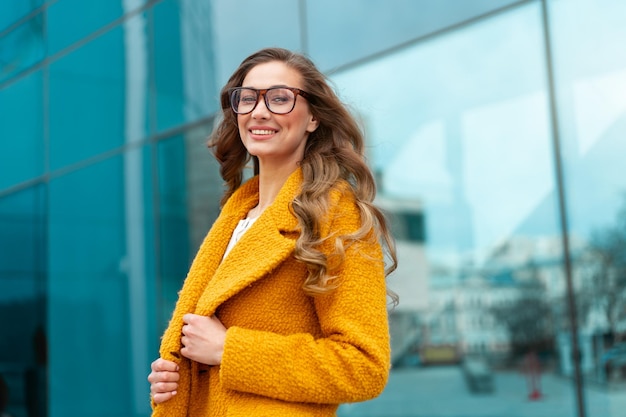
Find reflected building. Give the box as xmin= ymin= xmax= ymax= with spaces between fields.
xmin=376 ymin=195 xmax=428 ymax=365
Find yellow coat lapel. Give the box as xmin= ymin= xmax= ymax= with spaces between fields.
xmin=194 ymin=169 xmax=302 ymax=317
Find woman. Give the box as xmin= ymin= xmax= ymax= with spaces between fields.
xmin=148 ymin=47 xmax=397 ymax=417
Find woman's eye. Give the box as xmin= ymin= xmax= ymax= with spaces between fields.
xmin=240 ymin=95 xmax=257 ymax=103
xmin=270 ymin=95 xmax=289 ymax=103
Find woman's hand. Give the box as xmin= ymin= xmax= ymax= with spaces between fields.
xmin=148 ymin=358 xmax=179 ymax=404
xmin=181 ymin=313 xmax=227 ymax=365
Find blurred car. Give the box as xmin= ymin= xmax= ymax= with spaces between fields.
xmin=601 ymin=342 xmax=626 ymax=379
xmin=462 ymin=358 xmax=494 ymax=393
xmin=394 ymin=352 xmax=421 ymax=368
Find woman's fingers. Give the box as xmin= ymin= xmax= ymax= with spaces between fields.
xmin=151 ymin=357 xmax=179 ymax=372
xmin=151 ymin=390 xmax=177 ymax=404
xmin=148 ymin=357 xmax=180 ymax=404
xmin=180 ymin=314 xmax=226 ymax=365
xmin=148 ymin=368 xmax=180 ymax=384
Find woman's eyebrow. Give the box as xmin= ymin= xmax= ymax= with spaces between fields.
xmin=240 ymin=84 xmax=291 ymax=89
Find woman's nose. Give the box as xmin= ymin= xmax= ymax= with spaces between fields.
xmin=251 ymin=95 xmax=270 ymax=118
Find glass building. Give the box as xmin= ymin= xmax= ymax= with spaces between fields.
xmin=1 ymin=0 xmax=625 ymax=416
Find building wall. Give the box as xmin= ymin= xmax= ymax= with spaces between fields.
xmin=1 ymin=1 xmax=625 ymax=416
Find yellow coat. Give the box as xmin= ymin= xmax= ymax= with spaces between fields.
xmin=152 ymin=168 xmax=390 ymax=417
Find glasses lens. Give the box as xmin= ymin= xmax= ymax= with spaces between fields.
xmin=265 ymin=88 xmax=296 ymax=114
xmin=231 ymin=88 xmax=258 ymax=114
xmin=230 ymin=87 xmax=298 ymax=114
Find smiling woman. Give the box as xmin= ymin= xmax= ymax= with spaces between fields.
xmin=147 ymin=47 xmax=398 ymax=417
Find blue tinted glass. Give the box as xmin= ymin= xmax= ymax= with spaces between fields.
xmin=48 ymin=23 xmax=148 ymax=170
xmin=210 ymin=0 xmax=300 ymax=86
xmin=0 ymin=0 xmax=44 ymax=32
xmin=550 ymin=1 xmax=626 ymax=414
xmin=333 ymin=3 xmax=579 ymax=416
xmin=0 ymin=15 xmax=45 ymax=83
xmin=152 ymin=0 xmax=184 ymax=131
xmin=46 ymin=0 xmax=125 ymax=54
xmin=153 ymin=125 xmax=223 ymax=335
xmin=308 ymin=0 xmax=522 ymax=71
xmin=0 ymin=71 xmax=44 ymax=191
xmin=178 ymin=124 xmax=223 ymax=251
xmin=124 ymin=145 xmax=159 ymax=413
xmin=156 ymin=136 xmax=191 ymax=329
xmin=0 ymin=184 xmax=46 ymax=417
xmin=152 ymin=0 xmax=219 ymax=131
xmin=48 ymin=149 xmax=155 ymax=416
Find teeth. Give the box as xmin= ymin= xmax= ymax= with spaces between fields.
xmin=251 ymin=129 xmax=275 ymax=135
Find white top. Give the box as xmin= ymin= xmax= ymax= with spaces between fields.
xmin=222 ymin=216 xmax=258 ymax=259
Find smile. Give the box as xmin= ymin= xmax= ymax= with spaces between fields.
xmin=250 ymin=129 xmax=277 ymax=135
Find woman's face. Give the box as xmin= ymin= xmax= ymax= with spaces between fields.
xmin=237 ymin=61 xmax=319 ymax=169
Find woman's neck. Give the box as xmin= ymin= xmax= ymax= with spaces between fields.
xmin=251 ymin=163 xmax=299 ymax=218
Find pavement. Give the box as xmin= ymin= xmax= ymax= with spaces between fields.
xmin=337 ymin=366 xmax=626 ymax=417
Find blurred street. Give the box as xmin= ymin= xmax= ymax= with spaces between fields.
xmin=338 ymin=366 xmax=626 ymax=417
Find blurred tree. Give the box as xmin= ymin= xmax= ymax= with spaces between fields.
xmin=579 ymin=194 xmax=626 ymax=342
xmin=489 ymin=274 xmax=554 ymax=357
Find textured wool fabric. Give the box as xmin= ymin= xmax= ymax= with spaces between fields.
xmin=152 ymin=168 xmax=391 ymax=417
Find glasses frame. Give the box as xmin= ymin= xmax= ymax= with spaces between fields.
xmin=228 ymin=86 xmax=311 ymax=115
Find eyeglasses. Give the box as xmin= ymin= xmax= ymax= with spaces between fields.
xmin=228 ymin=87 xmax=311 ymax=115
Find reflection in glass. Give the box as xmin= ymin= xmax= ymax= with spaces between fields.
xmin=550 ymin=1 xmax=626 ymax=414
xmin=156 ymin=136 xmax=192 ymax=332
xmin=0 ymin=185 xmax=46 ymax=417
xmin=152 ymin=0 xmax=219 ymax=132
xmin=335 ymin=3 xmax=580 ymax=416
xmin=210 ymin=0 xmax=300 ymax=86
xmin=155 ymin=127 xmax=222 ymax=335
xmin=48 ymin=25 xmax=127 ymax=170
xmin=0 ymin=0 xmax=623 ymax=415
xmin=307 ymin=0 xmax=522 ymax=71
xmin=0 ymin=15 xmax=44 ymax=83
xmin=0 ymin=70 xmax=44 ymax=191
xmin=0 ymin=0 xmax=44 ymax=32
xmin=46 ymin=0 xmax=124 ymax=55
xmin=48 ymin=151 xmax=155 ymax=416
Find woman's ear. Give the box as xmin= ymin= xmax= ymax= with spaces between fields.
xmin=306 ymin=114 xmax=320 ymax=133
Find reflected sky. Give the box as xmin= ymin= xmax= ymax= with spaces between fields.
xmin=332 ymin=3 xmax=553 ymax=263
xmin=332 ymin=1 xmax=626 ymax=264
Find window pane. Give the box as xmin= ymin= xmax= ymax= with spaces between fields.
xmin=0 ymin=71 xmax=44 ymax=190
xmin=0 ymin=0 xmax=44 ymax=32
xmin=333 ymin=3 xmax=577 ymax=416
xmin=210 ymin=0 xmax=301 ymax=86
xmin=550 ymin=0 xmax=626 ymax=415
xmin=0 ymin=15 xmax=45 ymax=83
xmin=152 ymin=0 xmax=219 ymax=131
xmin=155 ymin=124 xmax=221 ymax=335
xmin=0 ymin=185 xmax=46 ymax=417
xmin=46 ymin=0 xmax=124 ymax=54
xmin=48 ymin=19 xmax=149 ymax=170
xmin=307 ymin=0 xmax=522 ymax=71
xmin=48 ymin=149 xmax=155 ymax=417
xmin=156 ymin=136 xmax=191 ymax=330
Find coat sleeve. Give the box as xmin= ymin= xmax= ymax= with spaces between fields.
xmin=218 ymin=190 xmax=391 ymax=404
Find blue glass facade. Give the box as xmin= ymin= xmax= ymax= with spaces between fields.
xmin=1 ymin=1 xmax=625 ymax=416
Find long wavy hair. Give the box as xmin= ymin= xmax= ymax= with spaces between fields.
xmin=209 ymin=47 xmax=398 ymax=305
